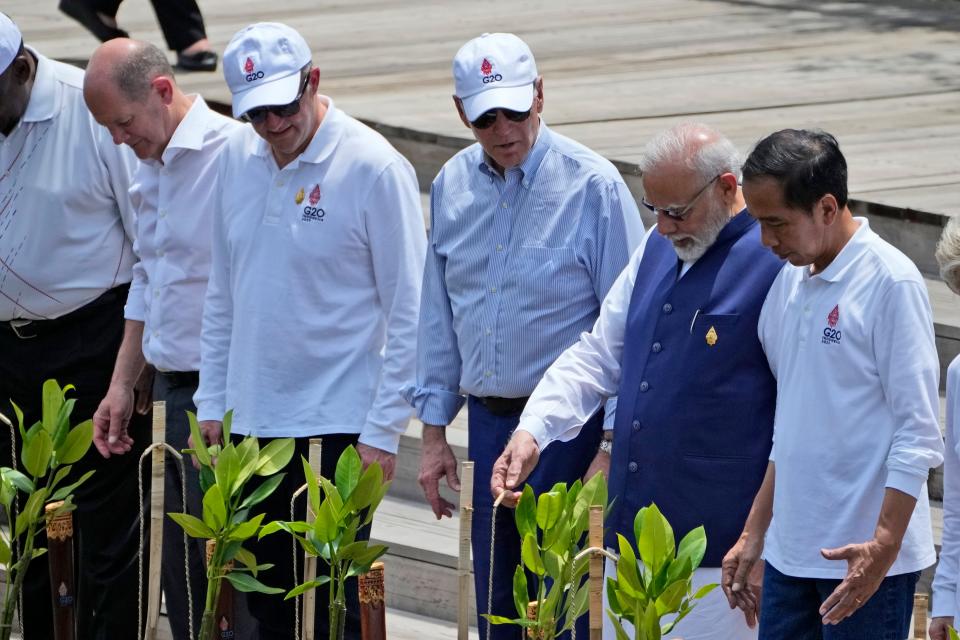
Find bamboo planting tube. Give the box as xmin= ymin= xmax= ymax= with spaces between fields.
xmin=913 ymin=592 xmax=928 ymax=639
xmin=144 ymin=401 xmax=166 ymax=640
xmin=45 ymin=501 xmax=75 ymax=640
xmin=458 ymin=461 xmax=474 ymax=640
xmin=301 ymin=438 xmax=323 ymax=640
xmin=359 ymin=561 xmax=386 ymax=640
xmin=206 ymin=540 xmax=236 ymax=637
xmin=588 ymin=505 xmax=603 ymax=640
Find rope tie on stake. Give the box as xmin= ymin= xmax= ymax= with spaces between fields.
xmin=290 ymin=484 xmax=308 ymax=635
xmin=486 ymin=490 xmax=507 ymax=640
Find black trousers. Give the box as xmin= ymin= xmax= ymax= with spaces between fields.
xmin=87 ymin=0 xmax=207 ymax=51
xmin=0 ymin=287 xmax=149 ymax=640
xmin=233 ymin=432 xmax=367 ymax=640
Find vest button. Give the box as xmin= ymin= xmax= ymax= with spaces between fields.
xmin=639 ymin=381 xmax=649 ymax=392
xmin=628 ymin=461 xmax=638 ymax=473
xmin=651 ymin=342 xmax=662 ymax=353
xmin=631 ymin=420 xmax=641 ymax=431
xmin=662 ymin=303 xmax=673 ymax=314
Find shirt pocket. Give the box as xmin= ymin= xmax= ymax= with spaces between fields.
xmin=514 ymin=246 xmax=579 ymax=313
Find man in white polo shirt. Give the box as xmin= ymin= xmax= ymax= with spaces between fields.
xmin=721 ymin=129 xmax=944 ymax=639
xmin=192 ymin=22 xmax=426 ymax=639
xmin=0 ymin=12 xmax=146 ymax=639
xmin=83 ymin=38 xmax=244 ymax=640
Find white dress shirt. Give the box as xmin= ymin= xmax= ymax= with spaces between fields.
xmin=0 ymin=49 xmax=137 ymax=320
xmin=125 ymin=96 xmax=242 ymax=372
xmin=195 ymin=97 xmax=426 ymax=453
xmin=933 ymin=355 xmax=960 ymax=618
xmin=759 ymin=218 xmax=943 ymax=578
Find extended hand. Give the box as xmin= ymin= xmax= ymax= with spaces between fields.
xmin=489 ymin=430 xmax=539 ymax=508
xmin=929 ymin=616 xmax=955 ymax=640
xmin=721 ymin=533 xmax=764 ymax=628
xmin=418 ymin=425 xmax=461 ymax=519
xmin=818 ymin=539 xmax=900 ymax=624
xmin=92 ymin=383 xmax=136 ymax=458
xmin=187 ymin=420 xmax=223 ymax=469
xmin=357 ymin=442 xmax=396 ymax=481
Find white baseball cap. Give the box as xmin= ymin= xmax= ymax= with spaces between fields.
xmin=453 ymin=33 xmax=538 ymax=123
xmin=223 ymin=22 xmax=313 ymax=118
xmin=0 ymin=13 xmax=22 ymax=76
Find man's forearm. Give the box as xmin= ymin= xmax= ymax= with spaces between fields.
xmin=110 ymin=319 xmax=146 ymax=388
xmin=874 ymin=486 xmax=918 ymax=549
xmin=742 ymin=462 xmax=776 ymax=538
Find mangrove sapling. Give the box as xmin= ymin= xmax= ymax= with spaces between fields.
xmin=485 ymin=471 xmax=609 ymax=640
xmin=606 ymin=503 xmax=716 ymax=640
xmin=0 ymin=379 xmax=95 ymax=640
xmin=261 ymin=445 xmax=390 ymax=640
xmin=175 ymin=410 xmax=295 ymax=640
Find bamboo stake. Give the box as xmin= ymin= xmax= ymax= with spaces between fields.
xmin=458 ymin=461 xmax=474 ymax=640
xmin=206 ymin=540 xmax=236 ymax=637
xmin=913 ymin=592 xmax=928 ymax=639
xmin=588 ymin=505 xmax=603 ymax=640
xmin=144 ymin=401 xmax=166 ymax=640
xmin=359 ymin=561 xmax=386 ymax=640
xmin=45 ymin=501 xmax=75 ymax=640
xmin=301 ymin=438 xmax=323 ymax=640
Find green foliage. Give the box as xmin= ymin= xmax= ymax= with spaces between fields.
xmin=177 ymin=411 xmax=294 ymax=640
xmin=606 ymin=503 xmax=716 ymax=640
xmin=484 ymin=472 xmax=608 ymax=640
xmin=261 ymin=445 xmax=390 ymax=640
xmin=0 ymin=380 xmax=96 ymax=640
xmin=950 ymin=626 xmax=960 ymax=640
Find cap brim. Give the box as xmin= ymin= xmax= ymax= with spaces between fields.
xmin=231 ymin=71 xmax=302 ymax=118
xmin=461 ymin=83 xmax=534 ymax=122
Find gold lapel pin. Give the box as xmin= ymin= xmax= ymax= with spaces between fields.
xmin=295 ymin=187 xmax=305 ymax=205
xmin=705 ymin=326 xmax=718 ymax=346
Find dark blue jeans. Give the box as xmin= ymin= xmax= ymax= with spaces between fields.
xmin=468 ymin=396 xmax=603 ymax=640
xmin=759 ymin=560 xmax=919 ymax=640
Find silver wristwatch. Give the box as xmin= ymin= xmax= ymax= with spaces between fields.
xmin=598 ymin=437 xmax=613 ymax=455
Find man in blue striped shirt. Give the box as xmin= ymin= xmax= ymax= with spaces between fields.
xmin=401 ymin=32 xmax=644 ymax=639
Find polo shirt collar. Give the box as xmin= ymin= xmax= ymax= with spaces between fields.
xmin=22 ymin=48 xmax=59 ymax=124
xmin=252 ymin=95 xmax=343 ymax=167
xmin=808 ymin=217 xmax=871 ymax=283
xmin=160 ymin=95 xmax=209 ymax=164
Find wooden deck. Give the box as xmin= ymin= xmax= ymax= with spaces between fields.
xmin=9 ymin=0 xmax=960 ymax=216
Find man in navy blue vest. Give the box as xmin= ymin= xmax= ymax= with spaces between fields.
xmin=491 ymin=123 xmax=784 ymax=639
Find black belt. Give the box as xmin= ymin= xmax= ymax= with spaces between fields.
xmin=473 ymin=395 xmax=530 ymax=417
xmin=0 ymin=285 xmax=129 ymax=340
xmin=157 ymin=370 xmax=199 ymax=389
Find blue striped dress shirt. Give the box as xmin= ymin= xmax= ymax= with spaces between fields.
xmin=402 ymin=122 xmax=645 ymax=427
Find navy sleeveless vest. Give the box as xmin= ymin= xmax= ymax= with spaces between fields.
xmin=607 ymin=210 xmax=783 ymax=566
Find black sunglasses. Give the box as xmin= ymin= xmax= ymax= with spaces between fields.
xmin=470 ymin=107 xmax=532 ymax=130
xmin=240 ymin=72 xmax=311 ymax=124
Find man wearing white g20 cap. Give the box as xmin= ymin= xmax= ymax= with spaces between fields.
xmin=402 ymin=32 xmax=643 ymax=639
xmin=191 ymin=22 xmax=425 ymax=639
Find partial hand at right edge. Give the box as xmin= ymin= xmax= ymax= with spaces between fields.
xmin=187 ymin=419 xmax=223 ymax=470
xmin=92 ymin=382 xmax=136 ymax=458
xmin=721 ymin=531 xmax=765 ymax=628
xmin=929 ymin=616 xmax=955 ymax=640
xmin=489 ymin=430 xmax=540 ymax=508
xmin=418 ymin=425 xmax=461 ymax=519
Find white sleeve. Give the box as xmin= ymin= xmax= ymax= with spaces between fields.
xmin=517 ymin=228 xmax=653 ymax=449
xmin=933 ymin=366 xmax=960 ymax=618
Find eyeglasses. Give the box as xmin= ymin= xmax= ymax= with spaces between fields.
xmin=240 ymin=71 xmax=311 ymax=124
xmin=642 ymin=174 xmax=721 ymax=221
xmin=470 ymin=107 xmax=532 ymax=130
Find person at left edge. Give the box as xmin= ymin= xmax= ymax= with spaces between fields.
xmin=0 ymin=12 xmax=147 ymax=640
xmin=191 ymin=22 xmax=426 ymax=640
xmin=83 ymin=38 xmax=245 ymax=640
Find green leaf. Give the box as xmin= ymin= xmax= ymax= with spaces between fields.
xmin=224 ymin=571 xmax=284 ymax=594
xmin=536 ymin=491 xmax=562 ymax=531
xmin=51 ymin=469 xmax=95 ymax=502
xmin=638 ymin=503 xmax=673 ymax=575
xmin=312 ymin=497 xmax=339 ymax=544
xmin=615 ymin=533 xmax=643 ymax=598
xmin=239 ymin=474 xmax=285 ymax=511
xmin=255 ymin=438 xmax=295 ymax=476
xmin=202 ymin=484 xmax=227 ymax=531
xmin=949 ymin=627 xmax=960 ymax=640
xmin=642 ymin=600 xmax=661 ymax=640
xmin=655 ymin=580 xmax=687 ymax=616
xmin=543 ymin=549 xmax=564 ymax=579
xmin=222 ymin=409 xmax=233 ymax=442
xmin=11 ymin=401 xmax=26 ymax=439
xmin=512 ymin=565 xmax=528 ymax=619
xmin=234 ymin=437 xmax=260 ymax=489
xmin=214 ymin=443 xmax=239 ymax=498
xmin=606 ymin=611 xmax=631 ymax=640
xmin=168 ymin=512 xmax=216 ymax=539
xmin=284 ymin=576 xmax=331 ymax=600
xmin=41 ymin=379 xmax=63 ymax=435
xmin=53 ymin=397 xmax=76 ymax=449
xmin=0 ymin=536 xmax=9 ymax=564
xmin=199 ymin=466 xmax=215 ymax=494
xmin=320 ymin=476 xmax=345 ymax=515
xmin=566 ymin=580 xmax=590 ymax=627
xmin=676 ymin=526 xmax=707 ymax=572
xmin=234 ymin=546 xmax=258 ymax=573
xmin=347 ymin=462 xmax=381 ymax=513
xmin=515 ymin=485 xmax=537 ymax=540
xmin=334 ymin=445 xmax=362 ymax=498
xmin=228 ymin=513 xmax=265 ymax=541
xmin=300 ymin=456 xmax=321 ymax=514
xmin=2 ymin=468 xmax=35 ymax=494
xmin=483 ymin=615 xmax=519 ymax=625
xmin=17 ymin=487 xmax=47 ymax=536
xmin=521 ymin=533 xmax=544 ymax=576
xmin=692 ymin=583 xmax=718 ymax=600
xmin=186 ymin=412 xmax=211 ymax=467
xmin=22 ymin=429 xmax=53 ymax=477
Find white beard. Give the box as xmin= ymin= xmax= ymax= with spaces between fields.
xmin=669 ymin=200 xmax=731 ymax=262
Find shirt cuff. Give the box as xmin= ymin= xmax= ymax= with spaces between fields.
xmin=516 ymin=416 xmax=548 ymax=451
xmin=194 ymin=399 xmax=225 ymax=423
xmin=400 ymin=384 xmax=465 ymax=427
xmin=124 ymin=292 xmax=146 ymax=322
xmin=885 ymin=468 xmax=929 ymax=499
xmin=358 ymin=429 xmax=402 ymax=455
xmin=931 ymin=588 xmax=957 ymax=619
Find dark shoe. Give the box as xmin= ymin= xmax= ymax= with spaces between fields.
xmin=175 ymin=50 xmax=218 ymax=72
xmin=58 ymin=0 xmax=128 ymax=42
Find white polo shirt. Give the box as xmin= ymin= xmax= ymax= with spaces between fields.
xmin=124 ymin=96 xmax=242 ymax=372
xmin=195 ymin=97 xmax=426 ymax=452
xmin=759 ymin=218 xmax=943 ymax=579
xmin=0 ymin=49 xmax=137 ymax=321
xmin=933 ymin=355 xmax=960 ymax=618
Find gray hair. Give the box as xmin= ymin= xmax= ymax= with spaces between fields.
xmin=638 ymin=122 xmax=741 ymax=182
xmin=113 ymin=42 xmax=174 ymax=101
xmin=936 ymin=216 xmax=960 ymax=294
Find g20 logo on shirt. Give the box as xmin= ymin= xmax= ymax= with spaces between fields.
xmin=821 ymin=304 xmax=841 ymax=345
xmin=301 ymin=183 xmax=325 ymax=222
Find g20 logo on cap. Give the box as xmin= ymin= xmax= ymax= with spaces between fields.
xmin=243 ymin=55 xmax=264 ymax=82
xmin=481 ymin=58 xmax=502 ymax=84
